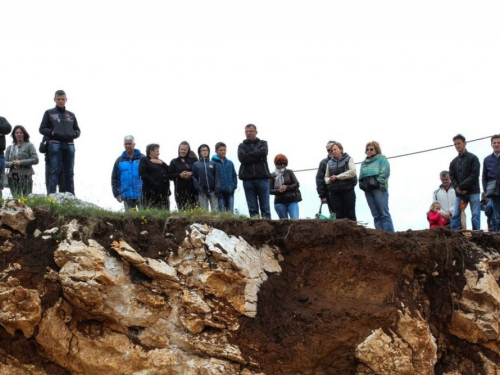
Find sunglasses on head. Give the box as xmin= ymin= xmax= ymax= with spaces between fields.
xmin=366 ymin=148 xmax=374 ymax=152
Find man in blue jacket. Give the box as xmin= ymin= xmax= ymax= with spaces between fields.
xmin=39 ymin=90 xmax=81 ymax=195
xmin=482 ymin=134 xmax=500 ymax=232
xmin=111 ymin=135 xmax=144 ymax=211
xmin=212 ymin=142 xmax=237 ymax=212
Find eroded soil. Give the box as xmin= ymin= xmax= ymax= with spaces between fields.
xmin=2 ymin=209 xmax=500 ymax=374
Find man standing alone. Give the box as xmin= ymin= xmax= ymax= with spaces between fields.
xmin=238 ymin=124 xmax=271 ymax=219
xmin=0 ymin=115 xmax=12 ymax=197
xmin=111 ymin=135 xmax=144 ymax=211
xmin=482 ymin=134 xmax=500 ymax=232
xmin=39 ymin=90 xmax=80 ymax=195
xmin=449 ymin=134 xmax=481 ymax=230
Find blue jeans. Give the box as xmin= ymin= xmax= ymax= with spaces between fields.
xmin=450 ymin=193 xmax=481 ymax=230
xmin=243 ymin=179 xmax=271 ymax=219
xmin=0 ymin=155 xmax=5 ymax=192
xmin=49 ymin=143 xmax=75 ymax=195
xmin=274 ymin=202 xmax=299 ymax=219
xmin=219 ymin=193 xmax=234 ymax=212
xmin=490 ymin=196 xmax=500 ymax=232
xmin=364 ymin=189 xmax=394 ymax=232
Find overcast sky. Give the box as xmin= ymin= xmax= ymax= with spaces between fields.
xmin=1 ymin=1 xmax=498 ymax=231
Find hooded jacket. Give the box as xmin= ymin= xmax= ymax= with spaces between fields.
xmin=211 ymin=154 xmax=237 ymax=195
xmin=192 ymin=144 xmax=221 ymax=195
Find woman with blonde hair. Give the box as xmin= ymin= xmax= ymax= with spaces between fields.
xmin=359 ymin=141 xmax=394 ymax=232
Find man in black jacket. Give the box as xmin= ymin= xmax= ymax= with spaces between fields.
xmin=0 ymin=116 xmax=12 ymax=197
xmin=316 ymin=141 xmax=336 ymax=214
xmin=39 ymin=90 xmax=80 ymax=195
xmin=449 ymin=134 xmax=481 ymax=230
xmin=238 ymin=124 xmax=271 ymax=219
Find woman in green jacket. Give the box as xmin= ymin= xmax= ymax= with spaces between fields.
xmin=359 ymin=141 xmax=394 ymax=232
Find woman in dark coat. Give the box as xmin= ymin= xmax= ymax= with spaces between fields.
xmin=269 ymin=154 xmax=300 ymax=219
xmin=139 ymin=143 xmax=170 ymax=209
xmin=169 ymin=141 xmax=198 ymax=211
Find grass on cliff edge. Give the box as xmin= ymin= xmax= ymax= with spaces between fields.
xmin=2 ymin=196 xmax=248 ymax=223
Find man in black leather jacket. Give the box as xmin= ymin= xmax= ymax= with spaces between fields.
xmin=238 ymin=124 xmax=271 ymax=219
xmin=449 ymin=134 xmax=481 ymax=230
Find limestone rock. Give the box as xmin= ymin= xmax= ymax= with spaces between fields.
xmin=449 ymin=258 xmax=500 ymax=351
xmin=356 ymin=309 xmax=437 ymax=374
xmin=32 ymin=221 xmax=276 ymax=374
xmin=0 ymin=348 xmax=47 ymax=374
xmin=112 ymin=239 xmax=179 ymax=282
xmin=0 ymin=239 xmax=14 ymax=252
xmin=0 ymin=280 xmax=41 ymax=338
xmin=0 ymin=199 xmax=35 ymax=235
xmin=170 ymin=224 xmax=282 ymax=318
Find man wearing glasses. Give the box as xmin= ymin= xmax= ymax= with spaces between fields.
xmin=316 ymin=141 xmax=336 ymax=214
xmin=238 ymin=124 xmax=271 ymax=219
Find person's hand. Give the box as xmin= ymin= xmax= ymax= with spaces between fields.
xmin=180 ymin=171 xmax=192 ymax=179
xmin=442 ymin=212 xmax=451 ymax=220
xmin=279 ymin=185 xmax=287 ymax=192
xmin=11 ymin=160 xmax=20 ymax=168
xmin=321 ymin=197 xmax=327 ymax=204
xmin=329 ymin=175 xmax=337 ymax=182
xmin=116 ymin=196 xmax=122 ymax=203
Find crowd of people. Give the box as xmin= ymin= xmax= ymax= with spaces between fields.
xmin=0 ymin=90 xmax=499 ymax=234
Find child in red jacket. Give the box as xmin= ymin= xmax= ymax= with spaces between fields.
xmin=427 ymin=202 xmax=449 ymax=228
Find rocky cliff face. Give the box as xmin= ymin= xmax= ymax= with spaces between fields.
xmin=1 ymin=200 xmax=500 ymax=374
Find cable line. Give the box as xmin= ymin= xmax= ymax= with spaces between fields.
xmin=293 ymin=134 xmax=493 ymax=173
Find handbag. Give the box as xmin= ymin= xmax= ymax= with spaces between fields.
xmin=486 ymin=180 xmax=499 ymax=198
xmin=315 ymin=203 xmax=336 ymax=219
xmin=359 ymin=175 xmax=380 ymax=192
xmin=295 ymin=188 xmax=302 ymax=202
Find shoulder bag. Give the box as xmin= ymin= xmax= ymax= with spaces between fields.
xmin=486 ymin=180 xmax=499 ymax=198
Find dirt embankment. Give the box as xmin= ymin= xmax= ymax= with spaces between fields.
xmin=1 ymin=207 xmax=500 ymax=374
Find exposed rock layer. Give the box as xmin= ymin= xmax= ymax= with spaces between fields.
xmin=1 ymin=201 xmax=500 ymax=374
